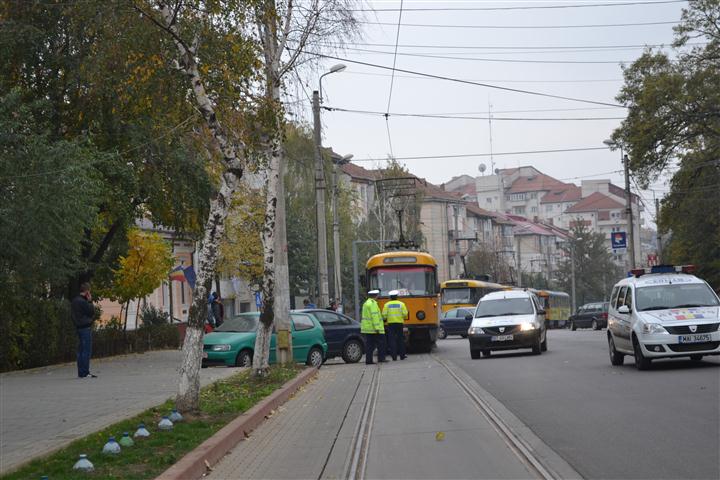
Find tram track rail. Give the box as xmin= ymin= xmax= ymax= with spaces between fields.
xmin=343 ymin=364 xmax=381 ymax=480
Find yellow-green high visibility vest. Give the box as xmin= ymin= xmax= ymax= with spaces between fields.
xmin=382 ymin=300 xmax=408 ymax=324
xmin=361 ymin=298 xmax=384 ymax=334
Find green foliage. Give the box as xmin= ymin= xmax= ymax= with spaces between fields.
xmin=139 ymin=304 xmax=171 ymax=327
xmin=612 ymin=0 xmax=720 ymax=287
xmin=1 ymin=365 xmax=299 ymax=479
xmin=465 ymin=243 xmax=514 ymax=284
xmin=555 ymin=224 xmax=625 ymax=306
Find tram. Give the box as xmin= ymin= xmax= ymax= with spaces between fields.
xmin=530 ymin=289 xmax=571 ymax=328
xmin=440 ymin=279 xmax=509 ymax=313
xmin=365 ymin=251 xmax=439 ymax=352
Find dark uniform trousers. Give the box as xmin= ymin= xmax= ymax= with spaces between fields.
xmin=386 ymin=323 xmax=406 ymax=360
xmin=364 ymin=333 xmax=387 ymax=364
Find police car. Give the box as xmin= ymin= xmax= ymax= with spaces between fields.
xmin=607 ymin=265 xmax=720 ymax=370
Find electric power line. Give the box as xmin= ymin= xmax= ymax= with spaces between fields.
xmin=352 ymin=146 xmax=611 ymax=162
xmin=344 ymin=71 xmax=624 ymax=84
xmin=304 ymin=52 xmax=625 ymax=108
xmin=320 ymin=41 xmax=701 ymax=51
xmin=324 ymin=106 xmax=625 ymax=121
xmin=359 ymin=20 xmax=678 ymax=30
xmin=351 ymin=0 xmax=687 ymax=12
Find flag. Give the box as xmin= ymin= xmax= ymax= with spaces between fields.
xmin=169 ymin=266 xmax=186 ymax=282
xmin=183 ymin=266 xmax=196 ymax=290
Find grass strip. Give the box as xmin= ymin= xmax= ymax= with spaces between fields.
xmin=2 ymin=365 xmax=301 ymax=480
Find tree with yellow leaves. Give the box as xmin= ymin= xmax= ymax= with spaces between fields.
xmin=109 ymin=228 xmax=174 ymax=330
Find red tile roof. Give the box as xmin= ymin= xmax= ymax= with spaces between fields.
xmin=465 ymin=203 xmax=495 ymax=218
xmin=565 ymin=192 xmax=624 ymax=213
xmin=340 ymin=162 xmax=379 ymax=181
xmin=540 ymin=185 xmax=582 ymax=204
xmin=507 ymin=173 xmax=568 ymax=193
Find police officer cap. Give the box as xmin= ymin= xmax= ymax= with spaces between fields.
xmin=388 ymin=290 xmax=399 ymax=297
xmin=367 ymin=289 xmax=380 ymax=295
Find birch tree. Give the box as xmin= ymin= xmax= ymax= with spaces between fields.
xmin=135 ymin=0 xmax=259 ymax=411
xmin=251 ymin=0 xmax=358 ymax=374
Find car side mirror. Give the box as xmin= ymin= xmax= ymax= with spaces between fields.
xmin=538 ymin=309 xmax=546 ymax=315
xmin=464 ymin=314 xmax=473 ymax=321
xmin=618 ymin=305 xmax=630 ymax=314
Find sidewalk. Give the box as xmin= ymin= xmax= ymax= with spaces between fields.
xmin=0 ymin=350 xmax=238 ymax=474
xmin=207 ymin=355 xmax=540 ymax=479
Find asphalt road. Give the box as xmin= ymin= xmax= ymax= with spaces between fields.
xmin=436 ymin=329 xmax=720 ymax=480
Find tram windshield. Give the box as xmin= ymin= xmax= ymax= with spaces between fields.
xmin=368 ymin=266 xmax=437 ymax=296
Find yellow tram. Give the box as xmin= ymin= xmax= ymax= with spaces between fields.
xmin=440 ymin=279 xmax=509 ymax=313
xmin=366 ymin=251 xmax=439 ymax=352
xmin=530 ymin=289 xmax=571 ymax=328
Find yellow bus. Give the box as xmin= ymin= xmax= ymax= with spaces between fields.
xmin=366 ymin=251 xmax=439 ymax=352
xmin=532 ymin=290 xmax=571 ymax=328
xmin=440 ymin=279 xmax=508 ymax=313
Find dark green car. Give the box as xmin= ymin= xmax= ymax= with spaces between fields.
xmin=202 ymin=312 xmax=327 ymax=368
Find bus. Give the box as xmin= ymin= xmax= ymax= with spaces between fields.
xmin=531 ymin=290 xmax=571 ymax=328
xmin=366 ymin=251 xmax=439 ymax=352
xmin=440 ymin=279 xmax=509 ymax=313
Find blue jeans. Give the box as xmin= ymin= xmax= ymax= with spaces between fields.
xmin=76 ymin=327 xmax=92 ymax=377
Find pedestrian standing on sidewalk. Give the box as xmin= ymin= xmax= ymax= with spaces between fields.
xmin=361 ymin=289 xmax=386 ymax=364
xmin=382 ymin=290 xmax=408 ymax=361
xmin=71 ymin=282 xmax=97 ymax=378
xmin=212 ymin=293 xmax=225 ymax=327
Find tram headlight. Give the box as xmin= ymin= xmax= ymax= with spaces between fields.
xmin=416 ymin=310 xmax=426 ymax=320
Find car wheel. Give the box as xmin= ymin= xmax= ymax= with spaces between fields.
xmin=570 ymin=321 xmax=577 ymax=331
xmin=307 ymin=347 xmax=324 ymax=368
xmin=470 ymin=349 xmax=481 ymax=359
xmin=541 ymin=332 xmax=548 ymax=352
xmin=342 ymin=339 xmax=363 ymax=364
xmin=481 ymin=350 xmax=491 ymax=358
xmin=591 ymin=319 xmax=599 ymax=330
xmin=532 ymin=333 xmax=542 ymax=355
xmin=608 ymin=335 xmax=624 ymax=366
xmin=690 ymin=354 xmax=703 ymax=362
xmin=235 ymin=349 xmax=253 ymax=368
xmin=632 ymin=337 xmax=651 ymax=370
xmin=438 ymin=326 xmax=447 ymax=340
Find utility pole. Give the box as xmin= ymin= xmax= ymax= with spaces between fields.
xmin=623 ymin=153 xmax=636 ymax=269
xmin=312 ymin=89 xmax=330 ymax=308
xmin=453 ymin=205 xmax=463 ymax=278
xmin=570 ymin=242 xmax=577 ymax=312
xmin=655 ymin=197 xmax=662 ymax=264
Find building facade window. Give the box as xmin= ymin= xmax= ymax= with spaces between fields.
xmin=510 ymin=193 xmax=526 ymax=201
xmin=513 ymin=206 xmax=526 ymax=214
xmin=530 ymin=206 xmax=537 ymax=213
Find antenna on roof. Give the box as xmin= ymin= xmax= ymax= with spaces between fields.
xmin=478 ymin=163 xmax=486 ymax=176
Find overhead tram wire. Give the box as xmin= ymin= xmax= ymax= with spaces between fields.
xmin=302 ymin=52 xmax=625 ymax=108
xmin=323 ymin=106 xmax=625 ymax=121
xmin=350 ymin=0 xmax=687 ymax=12
xmin=345 ymin=71 xmax=624 ymax=84
xmin=384 ymin=0 xmax=404 ymax=158
xmin=318 ymin=41 xmax=700 ymax=51
xmin=351 ymin=147 xmax=610 ymax=162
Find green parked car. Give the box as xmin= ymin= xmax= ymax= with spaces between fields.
xmin=202 ymin=312 xmax=327 ymax=368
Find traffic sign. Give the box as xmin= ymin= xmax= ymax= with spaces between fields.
xmin=611 ymin=232 xmax=627 ymax=249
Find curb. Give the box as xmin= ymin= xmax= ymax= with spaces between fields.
xmin=156 ymin=367 xmax=319 ymax=480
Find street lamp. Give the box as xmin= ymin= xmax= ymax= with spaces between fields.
xmin=604 ymin=138 xmax=635 ymax=269
xmin=332 ymin=153 xmax=353 ymax=312
xmin=313 ymin=64 xmax=346 ymax=308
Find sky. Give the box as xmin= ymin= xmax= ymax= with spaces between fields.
xmin=289 ymin=0 xmax=692 ymax=227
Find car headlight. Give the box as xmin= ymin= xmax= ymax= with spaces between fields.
xmin=641 ymin=323 xmax=667 ymax=334
xmin=210 ymin=344 xmax=232 ymax=351
xmin=520 ymin=322 xmax=536 ymax=331
xmin=468 ymin=326 xmax=485 ymax=335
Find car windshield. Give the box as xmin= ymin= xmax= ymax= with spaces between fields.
xmin=369 ymin=266 xmax=437 ymax=296
xmin=636 ymin=283 xmax=720 ymax=311
xmin=475 ymin=298 xmax=534 ymax=317
xmin=214 ymin=314 xmax=258 ymax=332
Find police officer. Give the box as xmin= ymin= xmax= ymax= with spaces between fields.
xmin=361 ymin=289 xmax=386 ymax=364
xmin=382 ymin=290 xmax=408 ymax=361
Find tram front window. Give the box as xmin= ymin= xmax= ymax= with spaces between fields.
xmin=369 ymin=266 xmax=436 ymax=296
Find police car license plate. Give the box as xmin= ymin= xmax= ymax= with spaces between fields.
xmin=679 ymin=334 xmax=711 ymax=343
xmin=491 ymin=334 xmax=513 ymax=342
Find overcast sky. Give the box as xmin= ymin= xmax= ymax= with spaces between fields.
xmin=290 ymin=0 xmax=691 ymax=226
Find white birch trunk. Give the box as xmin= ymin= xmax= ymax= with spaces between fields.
xmin=153 ymin=4 xmax=246 ymax=411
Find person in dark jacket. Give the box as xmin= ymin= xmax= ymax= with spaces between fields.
xmin=71 ymin=282 xmax=96 ymax=378
xmin=212 ymin=293 xmax=225 ymax=327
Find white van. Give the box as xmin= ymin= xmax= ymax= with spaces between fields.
xmin=607 ymin=265 xmax=720 ymax=370
xmin=467 ymin=290 xmax=547 ymax=359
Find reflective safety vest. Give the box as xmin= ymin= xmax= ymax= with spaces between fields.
xmin=361 ymin=298 xmax=384 ymax=334
xmin=382 ymin=300 xmax=408 ymax=324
